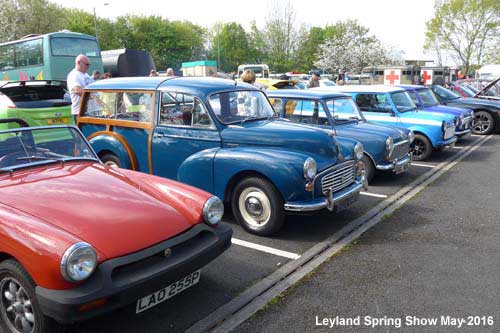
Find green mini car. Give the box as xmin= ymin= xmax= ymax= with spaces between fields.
xmin=0 ymin=80 xmax=73 ymax=141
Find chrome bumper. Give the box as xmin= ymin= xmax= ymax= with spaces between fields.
xmin=284 ymin=181 xmax=363 ymax=212
xmin=376 ymin=154 xmax=411 ymax=172
xmin=455 ymin=128 xmax=472 ymax=137
xmin=436 ymin=136 xmax=458 ymax=148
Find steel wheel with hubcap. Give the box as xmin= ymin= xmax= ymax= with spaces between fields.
xmin=410 ymin=134 xmax=432 ymax=161
xmin=0 ymin=260 xmax=62 ymax=333
xmin=232 ymin=177 xmax=285 ymax=236
xmin=361 ymin=154 xmax=375 ymax=183
xmin=472 ymin=111 xmax=494 ymax=135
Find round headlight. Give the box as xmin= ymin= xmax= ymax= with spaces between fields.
xmin=303 ymin=157 xmax=317 ymax=180
xmin=385 ymin=137 xmax=394 ymax=159
xmin=60 ymin=242 xmax=97 ymax=282
xmin=408 ymin=130 xmax=415 ymax=144
xmin=354 ymin=142 xmax=364 ymax=160
xmin=203 ymin=196 xmax=224 ymax=226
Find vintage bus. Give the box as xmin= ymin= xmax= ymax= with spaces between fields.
xmin=360 ymin=66 xmax=452 ymax=86
xmin=0 ymin=31 xmax=103 ymax=82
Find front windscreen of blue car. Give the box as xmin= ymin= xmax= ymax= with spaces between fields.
xmin=391 ymin=91 xmax=417 ymax=112
xmin=433 ymin=85 xmax=461 ymax=100
xmin=417 ymin=88 xmax=440 ymax=107
xmin=209 ymin=90 xmax=276 ymax=124
xmin=325 ymin=98 xmax=365 ymax=121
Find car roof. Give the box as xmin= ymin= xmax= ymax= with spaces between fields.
xmin=267 ymin=89 xmax=350 ymax=99
xmin=85 ymin=76 xmax=257 ymax=95
xmin=396 ymin=84 xmax=427 ymax=90
xmin=317 ymin=85 xmax=405 ymax=93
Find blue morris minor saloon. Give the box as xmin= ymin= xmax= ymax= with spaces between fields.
xmin=321 ymin=85 xmax=458 ymax=161
xmin=78 ymin=77 xmax=365 ymax=236
xmin=267 ymin=90 xmax=413 ymax=182
xmin=397 ymin=85 xmax=473 ymax=138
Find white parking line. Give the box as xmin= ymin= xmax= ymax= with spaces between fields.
xmin=231 ymin=238 xmax=301 ymax=260
xmin=411 ymin=163 xmax=436 ymax=168
xmin=451 ymin=146 xmax=464 ymax=149
xmin=360 ymin=192 xmax=388 ymax=198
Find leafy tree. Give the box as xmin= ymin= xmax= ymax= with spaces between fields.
xmin=315 ymin=20 xmax=386 ymax=73
xmin=425 ymin=0 xmax=500 ymax=74
xmin=0 ymin=0 xmax=65 ymax=41
xmin=208 ymin=22 xmax=253 ymax=73
xmin=293 ymin=26 xmax=325 ymax=72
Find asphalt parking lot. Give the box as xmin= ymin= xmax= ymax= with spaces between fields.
xmin=71 ymin=134 xmax=489 ymax=333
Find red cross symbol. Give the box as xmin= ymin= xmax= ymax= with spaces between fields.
xmin=385 ymin=71 xmax=399 ymax=84
xmin=421 ymin=71 xmax=431 ymax=84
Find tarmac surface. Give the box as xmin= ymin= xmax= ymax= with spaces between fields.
xmin=237 ymin=134 xmax=500 ymax=332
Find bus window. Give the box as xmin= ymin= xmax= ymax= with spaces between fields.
xmin=15 ymin=39 xmax=43 ymax=67
xmin=50 ymin=37 xmax=100 ymax=57
xmin=0 ymin=45 xmax=15 ymax=71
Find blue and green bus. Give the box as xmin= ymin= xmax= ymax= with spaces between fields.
xmin=0 ymin=30 xmax=103 ymax=82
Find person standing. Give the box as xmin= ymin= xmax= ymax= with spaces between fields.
xmin=166 ymin=68 xmax=175 ymax=77
xmin=67 ymin=54 xmax=92 ymax=123
xmin=307 ymin=72 xmax=320 ymax=88
xmin=336 ymin=69 xmax=345 ymax=85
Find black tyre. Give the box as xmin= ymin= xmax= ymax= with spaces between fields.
xmin=410 ymin=134 xmax=432 ymax=161
xmin=472 ymin=111 xmax=494 ymax=135
xmin=361 ymin=154 xmax=375 ymax=183
xmin=231 ymin=177 xmax=285 ymax=236
xmin=0 ymin=260 xmax=63 ymax=333
xmin=100 ymin=153 xmax=121 ymax=167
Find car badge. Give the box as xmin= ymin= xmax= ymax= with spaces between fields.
xmin=163 ymin=248 xmax=172 ymax=258
xmin=55 ymin=112 xmax=62 ymax=117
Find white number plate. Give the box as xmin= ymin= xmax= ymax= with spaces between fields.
xmin=136 ymin=270 xmax=201 ymax=314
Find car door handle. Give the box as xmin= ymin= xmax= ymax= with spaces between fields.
xmin=154 ymin=133 xmax=166 ymax=138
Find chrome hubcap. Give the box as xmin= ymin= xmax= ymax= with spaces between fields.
xmin=104 ymin=160 xmax=119 ymax=168
xmin=238 ymin=187 xmax=271 ymax=228
xmin=0 ymin=278 xmax=35 ymax=333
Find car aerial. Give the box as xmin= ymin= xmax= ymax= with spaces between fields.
xmin=78 ymin=76 xmax=365 ymax=236
xmin=0 ymin=80 xmax=73 ymax=129
xmin=431 ymin=84 xmax=500 ymax=135
xmin=320 ymin=85 xmax=458 ymax=161
xmin=397 ymin=85 xmax=473 ymax=138
xmin=267 ymin=89 xmax=413 ymax=182
xmin=0 ymin=119 xmax=232 ymax=332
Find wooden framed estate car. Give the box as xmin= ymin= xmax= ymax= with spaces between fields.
xmin=78 ymin=77 xmax=365 ymax=236
xmin=0 ymin=119 xmax=232 ymax=332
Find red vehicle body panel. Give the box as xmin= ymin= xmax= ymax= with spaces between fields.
xmin=0 ymin=161 xmax=212 ymax=289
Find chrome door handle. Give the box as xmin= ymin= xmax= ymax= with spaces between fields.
xmin=154 ymin=133 xmax=166 ymax=138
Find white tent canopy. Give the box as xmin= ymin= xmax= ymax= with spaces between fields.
xmin=477 ymin=65 xmax=500 ymax=79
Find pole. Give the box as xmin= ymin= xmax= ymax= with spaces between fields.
xmin=217 ymin=25 xmax=221 ymax=72
xmin=93 ymin=7 xmax=98 ymax=41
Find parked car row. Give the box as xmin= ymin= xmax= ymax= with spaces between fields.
xmin=0 ymin=75 xmax=497 ymax=332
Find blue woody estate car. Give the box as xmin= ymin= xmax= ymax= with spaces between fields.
xmin=397 ymin=85 xmax=473 ymax=138
xmin=77 ymin=77 xmax=365 ymax=236
xmin=321 ymin=85 xmax=458 ymax=161
xmin=267 ymin=90 xmax=413 ymax=182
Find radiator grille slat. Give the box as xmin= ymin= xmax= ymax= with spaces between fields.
xmin=321 ymin=163 xmax=356 ymax=194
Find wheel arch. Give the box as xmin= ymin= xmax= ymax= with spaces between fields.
xmin=87 ymin=132 xmax=136 ymax=170
xmin=224 ymin=170 xmax=283 ymax=206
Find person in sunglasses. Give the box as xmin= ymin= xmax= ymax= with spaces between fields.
xmin=67 ymin=54 xmax=93 ymax=123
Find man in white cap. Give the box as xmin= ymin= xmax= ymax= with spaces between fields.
xmin=67 ymin=54 xmax=93 ymax=123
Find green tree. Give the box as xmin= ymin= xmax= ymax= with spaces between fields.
xmin=0 ymin=0 xmax=65 ymax=41
xmin=425 ymin=0 xmax=500 ymax=74
xmin=208 ymin=22 xmax=252 ymax=73
xmin=293 ymin=26 xmax=326 ymax=72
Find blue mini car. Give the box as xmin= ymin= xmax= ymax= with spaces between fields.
xmin=267 ymin=90 xmax=413 ymax=182
xmin=78 ymin=77 xmax=365 ymax=236
xmin=321 ymin=85 xmax=458 ymax=161
xmin=397 ymin=85 xmax=473 ymax=138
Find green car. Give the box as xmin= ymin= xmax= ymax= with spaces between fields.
xmin=0 ymin=80 xmax=73 ymax=142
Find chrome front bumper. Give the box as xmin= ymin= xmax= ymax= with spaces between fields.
xmin=455 ymin=128 xmax=472 ymax=137
xmin=436 ymin=136 xmax=458 ymax=148
xmin=376 ymin=154 xmax=411 ymax=173
xmin=284 ymin=181 xmax=363 ymax=212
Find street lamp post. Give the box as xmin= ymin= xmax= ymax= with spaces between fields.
xmin=93 ymin=3 xmax=109 ymax=41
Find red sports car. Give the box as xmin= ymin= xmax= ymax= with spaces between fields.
xmin=0 ymin=119 xmax=232 ymax=332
